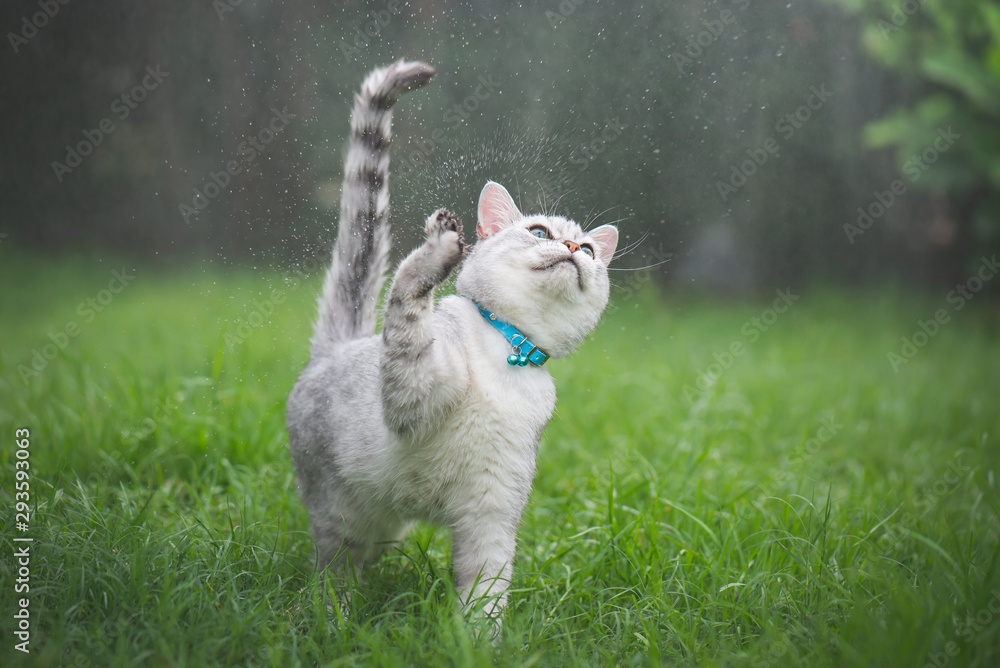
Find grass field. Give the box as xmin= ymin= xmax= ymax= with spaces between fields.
xmin=2 ymin=251 xmax=999 ymax=667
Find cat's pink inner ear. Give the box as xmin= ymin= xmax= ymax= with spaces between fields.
xmin=477 ymin=181 xmax=522 ymax=238
xmin=588 ymin=225 xmax=619 ymax=266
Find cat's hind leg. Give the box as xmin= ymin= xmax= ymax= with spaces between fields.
xmin=312 ymin=511 xmax=411 ymax=619
xmin=311 ymin=515 xmax=366 ymax=585
xmin=312 ymin=509 xmax=412 ymax=582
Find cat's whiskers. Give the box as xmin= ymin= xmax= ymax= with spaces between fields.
xmin=541 ymin=191 xmax=568 ymax=217
xmin=611 ymin=229 xmax=649 ymax=260
xmin=581 ymin=206 xmax=620 ymax=232
xmin=607 ymin=259 xmax=670 ymax=272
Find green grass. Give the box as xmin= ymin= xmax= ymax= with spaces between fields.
xmin=1 ymin=251 xmax=999 ymax=667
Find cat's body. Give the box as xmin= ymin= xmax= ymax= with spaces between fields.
xmin=287 ymin=60 xmax=618 ymax=622
xmin=290 ymin=294 xmax=554 ymax=602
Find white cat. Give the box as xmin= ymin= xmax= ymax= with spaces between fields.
xmin=286 ymin=60 xmax=618 ymax=628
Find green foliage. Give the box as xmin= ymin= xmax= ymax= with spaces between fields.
xmin=832 ymin=0 xmax=1000 ymax=251
xmin=1 ymin=255 xmax=999 ymax=666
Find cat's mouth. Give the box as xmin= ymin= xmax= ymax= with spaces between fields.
xmin=536 ymin=256 xmax=577 ymax=272
xmin=535 ymin=255 xmax=584 ymax=288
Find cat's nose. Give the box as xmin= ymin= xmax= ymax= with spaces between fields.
xmin=563 ymin=240 xmax=581 ymax=253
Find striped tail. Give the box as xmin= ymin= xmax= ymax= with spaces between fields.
xmin=313 ymin=60 xmax=436 ymax=352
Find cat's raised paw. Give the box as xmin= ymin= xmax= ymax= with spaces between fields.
xmin=422 ymin=208 xmax=466 ymax=280
xmin=426 ymin=208 xmax=463 ymax=238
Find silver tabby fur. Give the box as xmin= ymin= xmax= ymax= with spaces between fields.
xmin=286 ymin=60 xmax=619 ymax=628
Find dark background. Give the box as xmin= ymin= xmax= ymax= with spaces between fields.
xmin=2 ymin=0 xmax=997 ymax=294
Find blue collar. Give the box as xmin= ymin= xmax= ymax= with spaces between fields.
xmin=475 ymin=303 xmax=550 ymax=367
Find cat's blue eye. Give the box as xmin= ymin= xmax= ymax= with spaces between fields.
xmin=581 ymin=244 xmax=595 ymax=259
xmin=529 ymin=226 xmax=550 ymax=240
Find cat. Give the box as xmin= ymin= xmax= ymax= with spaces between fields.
xmin=286 ymin=59 xmax=619 ymax=628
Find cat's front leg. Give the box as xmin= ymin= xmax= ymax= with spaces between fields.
xmin=452 ymin=517 xmax=518 ymax=634
xmin=381 ymin=209 xmax=468 ymax=437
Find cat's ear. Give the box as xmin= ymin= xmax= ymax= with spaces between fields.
xmin=587 ymin=225 xmax=619 ymax=266
xmin=477 ymin=181 xmax=522 ymax=239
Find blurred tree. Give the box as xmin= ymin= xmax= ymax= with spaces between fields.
xmin=830 ymin=0 xmax=1000 ymax=274
xmin=0 ymin=0 xmax=973 ymax=291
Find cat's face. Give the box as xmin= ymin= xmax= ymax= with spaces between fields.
xmin=456 ymin=182 xmax=618 ymax=358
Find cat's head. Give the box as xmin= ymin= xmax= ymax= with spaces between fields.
xmin=456 ymin=181 xmax=618 ymax=358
